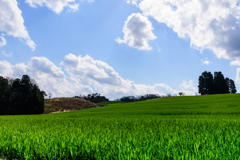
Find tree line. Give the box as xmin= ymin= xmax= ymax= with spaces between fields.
xmin=115 ymin=94 xmax=163 ymax=102
xmin=0 ymin=75 xmax=46 ymax=115
xmin=198 ymin=71 xmax=237 ymax=95
xmin=75 ymin=93 xmax=109 ymax=103
xmin=75 ymin=93 xmax=165 ymax=103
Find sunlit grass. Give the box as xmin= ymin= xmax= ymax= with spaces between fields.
xmin=0 ymin=94 xmax=240 ymax=159
xmin=95 ymin=101 xmax=124 ymax=106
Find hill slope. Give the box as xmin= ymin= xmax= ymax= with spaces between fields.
xmin=44 ymin=98 xmax=98 ymax=114
xmin=1 ymin=94 xmax=240 ymax=159
xmin=51 ymin=93 xmax=240 ymax=117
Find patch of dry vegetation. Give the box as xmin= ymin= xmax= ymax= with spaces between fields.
xmin=44 ymin=98 xmax=98 ymax=114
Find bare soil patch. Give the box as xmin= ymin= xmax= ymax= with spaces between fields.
xmin=44 ymin=98 xmax=98 ymax=114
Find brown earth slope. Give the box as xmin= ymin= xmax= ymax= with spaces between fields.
xmin=44 ymin=98 xmax=98 ymax=114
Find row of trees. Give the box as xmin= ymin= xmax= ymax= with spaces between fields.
xmin=115 ymin=94 xmax=163 ymax=102
xmin=198 ymin=71 xmax=237 ymax=95
xmin=0 ymin=75 xmax=46 ymax=115
xmin=75 ymin=93 xmax=109 ymax=103
xmin=75 ymin=93 xmax=168 ymax=103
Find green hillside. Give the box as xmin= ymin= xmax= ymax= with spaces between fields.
xmin=0 ymin=94 xmax=240 ymax=159
xmin=51 ymin=93 xmax=240 ymax=117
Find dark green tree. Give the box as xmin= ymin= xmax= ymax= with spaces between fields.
xmin=198 ymin=71 xmax=214 ymax=95
xmin=198 ymin=71 xmax=237 ymax=95
xmin=8 ymin=78 xmax=22 ymax=114
xmin=30 ymin=84 xmax=44 ymax=114
xmin=0 ymin=77 xmax=9 ymax=114
xmin=225 ymin=77 xmax=230 ymax=93
xmin=1 ymin=75 xmax=45 ymax=115
xmin=20 ymin=75 xmax=32 ymax=114
xmin=229 ymin=79 xmax=237 ymax=93
xmin=213 ymin=72 xmax=228 ymax=94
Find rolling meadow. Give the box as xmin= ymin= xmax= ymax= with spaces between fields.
xmin=1 ymin=94 xmax=240 ymax=159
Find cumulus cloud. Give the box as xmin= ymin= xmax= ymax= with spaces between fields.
xmin=93 ymin=81 xmax=179 ymax=100
xmin=180 ymin=80 xmax=197 ymax=91
xmin=201 ymin=58 xmax=210 ymax=65
xmin=25 ymin=0 xmax=79 ymax=13
xmin=2 ymin=51 xmax=12 ymax=57
xmin=231 ymin=58 xmax=240 ymax=66
xmin=28 ymin=57 xmax=65 ymax=79
xmin=0 ymin=54 xmax=197 ymax=99
xmin=116 ymin=13 xmax=156 ymax=50
xmin=0 ymin=60 xmax=14 ymax=76
xmin=61 ymin=53 xmax=124 ymax=85
xmin=202 ymin=60 xmax=210 ymax=65
xmin=0 ymin=0 xmax=36 ymax=50
xmin=127 ymin=0 xmax=240 ymax=63
xmin=235 ymin=68 xmax=240 ymax=86
xmin=0 ymin=57 xmax=93 ymax=98
xmin=61 ymin=53 xmax=195 ymax=99
xmin=0 ymin=36 xmax=7 ymax=47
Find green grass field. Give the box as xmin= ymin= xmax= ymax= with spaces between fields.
xmin=1 ymin=94 xmax=240 ymax=159
xmin=95 ymin=101 xmax=125 ymax=106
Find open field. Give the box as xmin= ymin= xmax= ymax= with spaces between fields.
xmin=0 ymin=94 xmax=240 ymax=159
xmin=95 ymin=101 xmax=125 ymax=106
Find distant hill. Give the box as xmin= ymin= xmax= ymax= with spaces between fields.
xmin=44 ymin=98 xmax=99 ymax=114
xmin=81 ymin=93 xmax=240 ymax=116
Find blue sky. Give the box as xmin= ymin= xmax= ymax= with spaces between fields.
xmin=1 ymin=0 xmax=240 ymax=99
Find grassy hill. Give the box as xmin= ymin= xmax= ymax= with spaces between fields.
xmin=44 ymin=98 xmax=99 ymax=114
xmin=0 ymin=94 xmax=240 ymax=159
xmin=53 ymin=93 xmax=240 ymax=117
xmin=95 ymin=101 xmax=125 ymax=106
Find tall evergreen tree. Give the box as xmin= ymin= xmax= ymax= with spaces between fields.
xmin=198 ymin=71 xmax=237 ymax=95
xmin=0 ymin=77 xmax=9 ymax=115
xmin=213 ymin=72 xmax=228 ymax=94
xmin=8 ymin=78 xmax=22 ymax=114
xmin=225 ymin=77 xmax=230 ymax=94
xmin=229 ymin=79 xmax=237 ymax=93
xmin=1 ymin=75 xmax=45 ymax=115
xmin=20 ymin=75 xmax=32 ymax=114
xmin=31 ymin=84 xmax=44 ymax=114
xmin=198 ymin=71 xmax=214 ymax=95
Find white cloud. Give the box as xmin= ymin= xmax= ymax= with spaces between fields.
xmin=126 ymin=0 xmax=138 ymax=5
xmin=61 ymin=53 xmax=123 ymax=85
xmin=201 ymin=58 xmax=210 ymax=65
xmin=231 ymin=58 xmax=240 ymax=66
xmin=116 ymin=13 xmax=156 ymax=50
xmin=61 ymin=53 xmax=195 ymax=99
xmin=128 ymin=0 xmax=240 ymax=63
xmin=0 ymin=36 xmax=7 ymax=47
xmin=67 ymin=3 xmax=79 ymax=12
xmin=25 ymin=0 xmax=79 ymax=13
xmin=28 ymin=57 xmax=65 ymax=79
xmin=0 ymin=0 xmax=36 ymax=50
xmin=180 ymin=80 xmax=197 ymax=91
xmin=0 ymin=54 xmax=196 ymax=99
xmin=235 ymin=68 xmax=240 ymax=86
xmin=0 ymin=60 xmax=13 ymax=76
xmin=0 ymin=57 xmax=93 ymax=98
xmin=93 ymin=81 xmax=179 ymax=100
xmin=202 ymin=60 xmax=210 ymax=65
xmin=2 ymin=51 xmax=12 ymax=57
